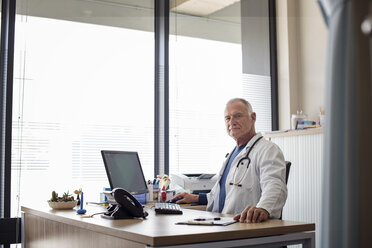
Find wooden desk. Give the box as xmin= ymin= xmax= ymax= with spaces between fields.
xmin=21 ymin=205 xmax=315 ymax=248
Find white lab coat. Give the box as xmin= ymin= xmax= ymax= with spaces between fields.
xmin=206 ymin=133 xmax=287 ymax=218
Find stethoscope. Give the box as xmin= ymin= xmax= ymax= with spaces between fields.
xmin=228 ymin=136 xmax=263 ymax=187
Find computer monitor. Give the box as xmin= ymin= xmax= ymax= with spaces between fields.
xmin=101 ymin=150 xmax=149 ymax=195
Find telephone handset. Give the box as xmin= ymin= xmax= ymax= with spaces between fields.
xmin=102 ymin=188 xmax=148 ymax=220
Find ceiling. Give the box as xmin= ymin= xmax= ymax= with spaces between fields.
xmin=77 ymin=0 xmax=240 ymax=17
xmin=170 ymin=0 xmax=240 ymax=17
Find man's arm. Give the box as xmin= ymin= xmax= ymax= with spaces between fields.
xmin=236 ymin=142 xmax=287 ymax=223
xmin=255 ymin=144 xmax=287 ymax=218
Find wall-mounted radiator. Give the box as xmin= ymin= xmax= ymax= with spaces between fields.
xmin=267 ymin=131 xmax=323 ymax=248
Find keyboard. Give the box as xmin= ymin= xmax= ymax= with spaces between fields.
xmin=155 ymin=202 xmax=183 ymax=214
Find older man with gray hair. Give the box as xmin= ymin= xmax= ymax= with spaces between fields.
xmin=172 ymin=98 xmax=287 ymax=223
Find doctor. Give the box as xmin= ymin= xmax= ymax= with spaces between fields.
xmin=171 ymin=98 xmax=287 ymax=223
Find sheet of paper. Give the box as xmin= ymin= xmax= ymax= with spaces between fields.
xmin=176 ymin=217 xmax=238 ymax=226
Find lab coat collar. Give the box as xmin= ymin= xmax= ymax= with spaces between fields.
xmin=220 ymin=133 xmax=263 ymax=175
xmin=244 ymin=133 xmax=263 ymax=150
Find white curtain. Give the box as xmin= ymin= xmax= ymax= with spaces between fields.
xmin=318 ymin=0 xmax=372 ymax=247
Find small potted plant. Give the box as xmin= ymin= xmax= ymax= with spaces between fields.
xmin=48 ymin=190 xmax=77 ymax=209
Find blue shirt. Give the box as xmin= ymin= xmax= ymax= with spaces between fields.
xmin=198 ymin=143 xmax=247 ymax=211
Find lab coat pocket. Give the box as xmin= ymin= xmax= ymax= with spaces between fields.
xmin=225 ymin=181 xmax=255 ymax=214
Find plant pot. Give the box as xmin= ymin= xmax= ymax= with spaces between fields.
xmin=48 ymin=200 xmax=77 ymax=209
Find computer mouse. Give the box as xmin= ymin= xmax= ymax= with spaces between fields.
xmin=167 ymin=197 xmax=183 ymax=203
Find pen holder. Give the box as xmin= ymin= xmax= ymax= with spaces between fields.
xmin=146 ymin=183 xmax=154 ymax=202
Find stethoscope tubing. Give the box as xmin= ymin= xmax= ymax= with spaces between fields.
xmin=228 ymin=136 xmax=263 ymax=187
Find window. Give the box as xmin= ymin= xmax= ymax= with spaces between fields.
xmin=9 ymin=0 xmax=276 ymax=216
xmin=169 ymin=0 xmax=273 ymax=175
xmin=12 ymin=0 xmax=154 ymax=215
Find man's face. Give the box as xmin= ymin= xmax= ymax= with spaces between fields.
xmin=224 ymin=101 xmax=256 ymax=143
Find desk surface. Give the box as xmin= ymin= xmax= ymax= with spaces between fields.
xmin=22 ymin=205 xmax=315 ymax=247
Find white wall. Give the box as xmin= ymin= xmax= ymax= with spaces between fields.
xmin=277 ymin=0 xmax=328 ymax=129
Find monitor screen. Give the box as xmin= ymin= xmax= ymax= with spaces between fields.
xmin=101 ymin=150 xmax=149 ymax=195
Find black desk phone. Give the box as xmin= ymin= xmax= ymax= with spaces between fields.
xmin=102 ymin=188 xmax=148 ymax=220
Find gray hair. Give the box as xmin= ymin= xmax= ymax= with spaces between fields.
xmin=226 ymin=98 xmax=253 ymax=114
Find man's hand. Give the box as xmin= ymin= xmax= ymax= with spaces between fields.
xmin=233 ymin=206 xmax=269 ymax=223
xmin=170 ymin=192 xmax=198 ymax=204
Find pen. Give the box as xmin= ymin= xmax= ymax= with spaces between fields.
xmin=194 ymin=217 xmax=221 ymax=221
xmin=187 ymin=221 xmax=214 ymax=225
xmin=86 ymin=202 xmax=107 ymax=205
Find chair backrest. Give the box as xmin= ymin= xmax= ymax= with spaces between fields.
xmin=279 ymin=161 xmax=292 ymax=221
xmin=285 ymin=161 xmax=291 ymax=185
xmin=0 ymin=218 xmax=22 ymax=245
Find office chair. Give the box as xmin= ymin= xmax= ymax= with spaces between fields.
xmin=285 ymin=161 xmax=291 ymax=185
xmin=279 ymin=161 xmax=291 ymax=220
xmin=279 ymin=161 xmax=292 ymax=220
xmin=278 ymin=161 xmax=291 ymax=248
xmin=0 ymin=217 xmax=22 ymax=247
